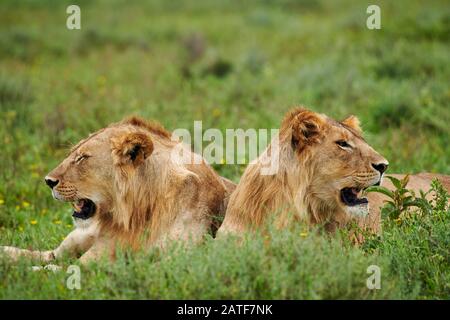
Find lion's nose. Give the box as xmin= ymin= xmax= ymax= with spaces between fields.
xmin=372 ymin=162 xmax=388 ymax=174
xmin=45 ymin=177 xmax=59 ymax=189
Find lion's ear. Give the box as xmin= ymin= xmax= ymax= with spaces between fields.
xmin=341 ymin=115 xmax=362 ymax=134
xmin=111 ymin=131 xmax=154 ymax=167
xmin=287 ymin=108 xmax=326 ymax=150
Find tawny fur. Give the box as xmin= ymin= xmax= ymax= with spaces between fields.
xmin=1 ymin=117 xmax=236 ymax=264
xmin=218 ymin=107 xmax=449 ymax=237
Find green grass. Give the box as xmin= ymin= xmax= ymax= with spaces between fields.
xmin=0 ymin=0 xmax=449 ymax=299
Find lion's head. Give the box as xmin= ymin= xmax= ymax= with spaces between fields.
xmin=44 ymin=117 xmax=166 ymax=227
xmin=280 ymin=108 xmax=388 ymax=221
xmin=219 ymin=107 xmax=388 ymax=234
xmin=45 ymin=116 xmax=231 ymax=246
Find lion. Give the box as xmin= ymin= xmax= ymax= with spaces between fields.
xmin=1 ymin=116 xmax=236 ymax=265
xmin=217 ymin=107 xmax=450 ymax=237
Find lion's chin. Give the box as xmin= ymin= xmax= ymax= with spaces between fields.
xmin=344 ymin=202 xmax=369 ymax=217
xmin=338 ymin=186 xmax=370 ymax=217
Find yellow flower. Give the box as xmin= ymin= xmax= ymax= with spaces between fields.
xmin=0 ymin=199 xmax=4 ymax=205
xmin=30 ymin=220 xmax=38 ymax=225
xmin=18 ymin=226 xmax=24 ymax=232
xmin=220 ymin=158 xmax=226 ymax=165
xmin=212 ymin=108 xmax=221 ymax=118
xmin=15 ymin=205 xmax=20 ymax=211
xmin=22 ymin=201 xmax=30 ymax=208
xmin=54 ymin=220 xmax=62 ymax=225
xmin=300 ymin=232 xmax=308 ymax=238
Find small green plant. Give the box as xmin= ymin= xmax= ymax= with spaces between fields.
xmin=428 ymin=178 xmax=450 ymax=212
xmin=364 ymin=177 xmax=449 ymax=298
xmin=365 ymin=175 xmax=432 ymax=220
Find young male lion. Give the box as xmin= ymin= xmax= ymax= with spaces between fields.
xmin=217 ymin=107 xmax=449 ymax=236
xmin=1 ymin=117 xmax=235 ymax=264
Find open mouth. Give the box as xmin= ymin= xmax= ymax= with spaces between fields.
xmin=340 ymin=187 xmax=369 ymax=207
xmin=71 ymin=199 xmax=96 ymax=220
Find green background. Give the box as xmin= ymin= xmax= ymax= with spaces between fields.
xmin=0 ymin=0 xmax=449 ymax=299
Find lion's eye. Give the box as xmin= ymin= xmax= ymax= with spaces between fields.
xmin=75 ymin=155 xmax=89 ymax=163
xmin=336 ymin=140 xmax=351 ymax=148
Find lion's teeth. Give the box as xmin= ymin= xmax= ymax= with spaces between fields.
xmin=72 ymin=200 xmax=84 ymax=212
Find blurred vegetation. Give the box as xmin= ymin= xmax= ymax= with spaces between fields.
xmin=0 ymin=0 xmax=448 ymax=299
